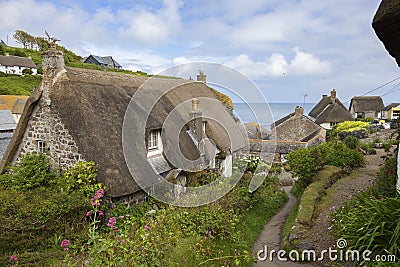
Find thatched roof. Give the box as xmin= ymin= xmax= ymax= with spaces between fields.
xmin=309 ymin=95 xmax=348 ymax=119
xmin=349 ymin=96 xmax=384 ymax=112
xmin=384 ymin=102 xmax=400 ymax=111
xmin=1 ymin=66 xmax=246 ymax=198
xmin=314 ymin=102 xmax=354 ymax=124
xmin=373 ymin=0 xmax=400 ymax=67
xmin=0 ymin=55 xmax=36 ymax=68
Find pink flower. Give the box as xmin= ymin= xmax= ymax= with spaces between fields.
xmin=98 ymin=210 xmax=104 ymax=215
xmin=144 ymin=225 xmax=150 ymax=231
xmin=119 ymin=215 xmax=124 ymax=219
xmin=86 ymin=211 xmax=92 ymax=217
xmin=60 ymin=239 xmax=71 ymax=251
xmin=9 ymin=255 xmax=18 ymax=261
xmin=107 ymin=217 xmax=117 ymax=230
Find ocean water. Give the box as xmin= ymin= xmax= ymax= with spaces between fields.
xmin=233 ymin=103 xmax=316 ymax=129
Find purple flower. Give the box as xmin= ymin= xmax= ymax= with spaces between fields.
xmin=98 ymin=210 xmax=104 ymax=216
xmin=107 ymin=217 xmax=117 ymax=230
xmin=9 ymin=255 xmax=18 ymax=261
xmin=86 ymin=211 xmax=92 ymax=217
xmin=60 ymin=239 xmax=71 ymax=251
xmin=144 ymin=225 xmax=150 ymax=231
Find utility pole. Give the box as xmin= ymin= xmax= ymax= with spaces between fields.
xmin=301 ymin=93 xmax=308 ymax=106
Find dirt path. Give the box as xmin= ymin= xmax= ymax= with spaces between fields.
xmin=308 ymin=149 xmax=386 ymax=264
xmin=252 ymin=148 xmax=387 ymax=267
xmin=252 ymin=187 xmax=317 ymax=267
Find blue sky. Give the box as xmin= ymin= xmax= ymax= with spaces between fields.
xmin=1 ymin=0 xmax=399 ymax=104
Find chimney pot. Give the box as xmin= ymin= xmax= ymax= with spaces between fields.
xmin=295 ymin=106 xmax=304 ymax=115
xmin=192 ymin=98 xmax=199 ymax=112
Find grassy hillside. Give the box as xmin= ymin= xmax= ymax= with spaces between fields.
xmin=0 ymin=72 xmax=41 ymax=95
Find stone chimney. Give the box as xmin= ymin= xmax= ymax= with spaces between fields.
xmin=330 ymin=89 xmax=337 ymax=99
xmin=189 ymin=98 xmax=203 ymax=143
xmin=41 ymin=40 xmax=65 ymax=103
xmin=294 ymin=106 xmax=304 ymax=115
xmin=322 ymin=94 xmax=328 ymax=98
xmin=197 ymin=69 xmax=206 ymax=83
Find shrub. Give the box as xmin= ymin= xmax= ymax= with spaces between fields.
xmin=64 ymin=161 xmax=103 ymax=198
xmin=0 ymin=153 xmax=56 ymax=191
xmin=287 ymin=142 xmax=365 ymax=197
xmin=22 ymin=68 xmax=33 ymax=75
xmin=343 ymin=135 xmax=360 ymax=149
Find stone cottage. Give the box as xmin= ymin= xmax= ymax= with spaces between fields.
xmin=0 ymin=43 xmax=246 ymax=206
xmin=349 ymin=96 xmax=384 ymax=119
xmin=250 ymin=106 xmax=325 ymax=162
xmin=308 ymin=89 xmax=354 ymax=129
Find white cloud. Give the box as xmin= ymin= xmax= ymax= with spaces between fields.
xmin=117 ymin=0 xmax=183 ymax=45
xmin=224 ymin=48 xmax=331 ymax=79
xmin=172 ymin=56 xmax=191 ymax=65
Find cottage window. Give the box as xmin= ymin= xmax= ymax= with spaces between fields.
xmin=37 ymin=140 xmax=47 ymax=153
xmin=148 ymin=130 xmax=158 ymax=150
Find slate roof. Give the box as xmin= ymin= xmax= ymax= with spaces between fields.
xmin=384 ymin=103 xmax=400 ymax=111
xmin=0 ymin=55 xmax=37 ymax=68
xmin=0 ymin=95 xmax=29 ymax=110
xmin=1 ymin=67 xmax=247 ymax=198
xmin=349 ymin=96 xmax=384 ymax=112
xmin=83 ymin=55 xmax=122 ymax=69
xmin=0 ymin=110 xmax=16 ymax=131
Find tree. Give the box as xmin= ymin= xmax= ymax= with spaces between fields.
xmin=13 ymin=30 xmax=34 ymax=49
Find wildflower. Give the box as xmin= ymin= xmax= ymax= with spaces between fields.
xmin=86 ymin=211 xmax=92 ymax=217
xmin=119 ymin=215 xmax=124 ymax=219
xmin=98 ymin=210 xmax=104 ymax=216
xmin=125 ymin=214 xmax=130 ymax=217
xmin=107 ymin=217 xmax=117 ymax=230
xmin=9 ymin=255 xmax=18 ymax=261
xmin=60 ymin=239 xmax=71 ymax=251
xmin=215 ymin=199 xmax=219 ymax=205
xmin=144 ymin=225 xmax=150 ymax=231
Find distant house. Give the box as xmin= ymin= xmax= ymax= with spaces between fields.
xmin=244 ymin=122 xmax=270 ymax=140
xmin=1 ymin=44 xmax=246 ymax=206
xmin=0 ymin=54 xmax=37 ymax=75
xmin=349 ymin=96 xmax=384 ymax=119
xmin=11 ymin=99 xmax=27 ymax=123
xmin=271 ymin=106 xmax=325 ymax=161
xmin=308 ymin=89 xmax=354 ymax=129
xmin=83 ymin=55 xmax=122 ymax=69
xmin=382 ymin=103 xmax=400 ymax=119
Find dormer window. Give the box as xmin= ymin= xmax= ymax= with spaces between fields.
xmin=148 ymin=130 xmax=158 ymax=150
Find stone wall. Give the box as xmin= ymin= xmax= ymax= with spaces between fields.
xmin=15 ymin=101 xmax=84 ymax=169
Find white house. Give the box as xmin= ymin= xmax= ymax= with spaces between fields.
xmin=0 ymin=54 xmax=37 ymax=75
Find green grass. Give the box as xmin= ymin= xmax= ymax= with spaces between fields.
xmin=0 ymin=73 xmax=42 ymax=95
xmin=282 ymin=200 xmax=300 ymax=249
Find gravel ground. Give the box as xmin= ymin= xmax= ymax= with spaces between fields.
xmin=307 ymin=148 xmax=387 ymax=266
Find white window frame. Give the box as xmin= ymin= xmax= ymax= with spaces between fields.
xmin=37 ymin=140 xmax=47 ymax=153
xmin=148 ymin=130 xmax=158 ymax=150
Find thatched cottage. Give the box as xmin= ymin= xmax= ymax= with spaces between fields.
xmin=349 ymin=96 xmax=384 ymax=119
xmin=308 ymin=89 xmax=354 ymax=129
xmin=0 ymin=54 xmax=37 ymax=75
xmin=0 ymin=44 xmax=246 ymax=205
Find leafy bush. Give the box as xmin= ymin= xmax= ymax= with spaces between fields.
xmin=22 ymin=68 xmax=33 ymax=75
xmin=333 ymin=121 xmax=370 ymax=133
xmin=64 ymin=161 xmax=104 ymax=198
xmin=343 ymin=135 xmax=360 ymax=149
xmin=0 ymin=153 xmax=56 ymax=191
xmin=287 ymin=142 xmax=365 ymax=197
